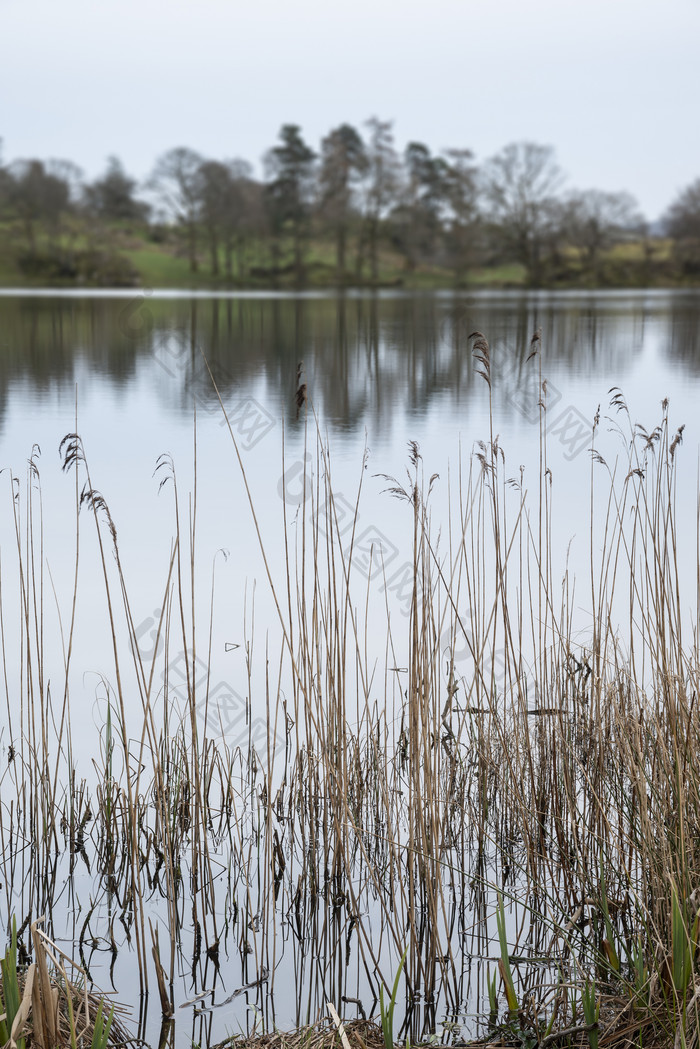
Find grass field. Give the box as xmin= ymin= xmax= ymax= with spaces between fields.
xmin=0 ymin=218 xmax=691 ymax=290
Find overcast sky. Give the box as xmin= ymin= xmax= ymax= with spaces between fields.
xmin=2 ymin=0 xmax=698 ymax=221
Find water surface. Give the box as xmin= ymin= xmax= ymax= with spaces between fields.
xmin=1 ymin=288 xmax=699 ymax=1043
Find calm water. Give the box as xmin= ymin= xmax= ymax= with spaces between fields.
xmin=1 ymin=289 xmax=698 ymax=663
xmin=1 ymin=288 xmax=699 ymax=1042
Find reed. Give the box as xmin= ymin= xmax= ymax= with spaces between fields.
xmin=1 ymin=330 xmax=699 ymax=1049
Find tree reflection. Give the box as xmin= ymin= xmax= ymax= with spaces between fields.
xmin=0 ymin=292 xmax=697 ymax=440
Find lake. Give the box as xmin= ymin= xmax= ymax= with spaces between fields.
xmin=1 ymin=288 xmax=699 ymax=1046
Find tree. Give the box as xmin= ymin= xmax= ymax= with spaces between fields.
xmin=564 ymin=189 xmax=643 ymax=277
xmin=359 ymin=118 xmax=400 ymax=283
xmin=390 ymin=141 xmax=449 ymax=271
xmin=195 ymin=159 xmax=265 ymax=279
xmin=318 ymin=123 xmax=367 ymax=282
xmin=482 ymin=141 xmax=565 ymax=285
xmin=222 ymin=160 xmax=266 ymax=281
xmin=264 ymin=125 xmax=316 ymax=284
xmin=442 ymin=148 xmax=480 ymax=284
xmin=663 ymin=178 xmax=700 ymax=273
xmin=148 ymin=147 xmax=204 ymax=272
xmin=197 ymin=160 xmax=231 ymax=275
xmin=85 ymin=156 xmax=149 ymax=222
xmin=7 ymin=159 xmax=71 ymax=254
xmin=0 ymin=139 xmax=10 ymax=217
xmin=665 ymin=178 xmax=700 ymax=239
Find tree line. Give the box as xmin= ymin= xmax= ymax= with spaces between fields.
xmin=1 ymin=120 xmax=699 ymax=287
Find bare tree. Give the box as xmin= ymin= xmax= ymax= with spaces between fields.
xmin=664 ymin=178 xmax=700 ymax=274
xmin=222 ymin=160 xmax=266 ymax=280
xmin=665 ymin=178 xmax=700 ymax=239
xmin=563 ymin=189 xmax=643 ymax=277
xmin=0 ymin=139 xmax=10 ymax=216
xmin=318 ymin=123 xmax=367 ymax=283
xmin=483 ymin=141 xmax=565 ymax=285
xmin=148 ymin=147 xmax=204 ymax=272
xmin=196 ymin=159 xmax=265 ymax=280
xmin=197 ymin=160 xmax=231 ymax=275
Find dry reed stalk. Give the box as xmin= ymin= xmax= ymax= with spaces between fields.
xmin=3 ymin=336 xmax=700 ymax=1046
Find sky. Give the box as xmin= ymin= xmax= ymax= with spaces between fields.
xmin=1 ymin=0 xmax=699 ymax=221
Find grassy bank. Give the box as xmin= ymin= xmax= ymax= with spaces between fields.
xmin=1 ymin=335 xmax=700 ymax=1047
xmin=0 ymin=218 xmax=693 ymax=290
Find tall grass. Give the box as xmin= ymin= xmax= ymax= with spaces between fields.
xmin=1 ymin=330 xmax=699 ymax=1048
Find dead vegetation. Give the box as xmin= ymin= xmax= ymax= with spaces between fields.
xmin=2 ymin=334 xmax=700 ymax=1049
xmin=0 ymin=918 xmax=130 ymax=1049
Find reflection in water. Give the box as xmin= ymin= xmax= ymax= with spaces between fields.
xmin=1 ymin=291 xmax=699 ymax=440
xmin=666 ymin=296 xmax=700 ymax=367
xmin=1 ymin=290 xmax=700 ymax=1047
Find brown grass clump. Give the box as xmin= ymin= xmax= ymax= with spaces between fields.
xmin=0 ymin=919 xmax=130 ymax=1049
xmin=214 ymin=1017 xmax=387 ymax=1049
